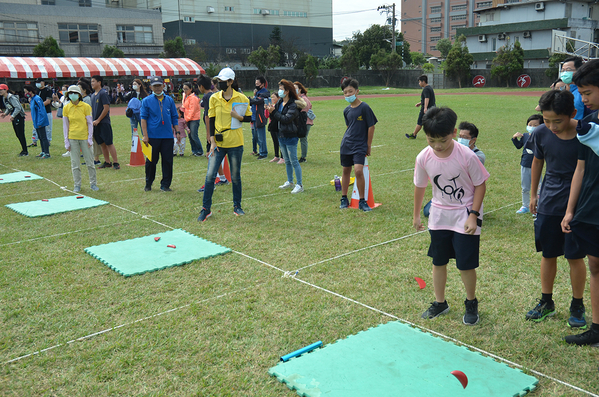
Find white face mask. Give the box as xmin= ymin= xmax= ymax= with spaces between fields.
xmin=526 ymin=125 xmax=536 ymax=133
xmin=457 ymin=137 xmax=471 ymax=147
xmin=132 ymin=84 xmax=139 ymax=90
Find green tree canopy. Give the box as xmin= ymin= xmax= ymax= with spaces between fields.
xmin=370 ymin=49 xmax=403 ymax=87
xmin=444 ymin=35 xmax=473 ymax=88
xmin=33 ymin=36 xmax=65 ymax=57
xmin=101 ymin=45 xmax=124 ymax=58
xmin=491 ymin=41 xmax=524 ymax=87
xmin=410 ymin=51 xmax=427 ymax=66
xmin=162 ymin=37 xmax=186 ymax=58
xmin=304 ymin=55 xmax=318 ymax=86
xmin=319 ymin=56 xmax=341 ymax=70
xmin=340 ymin=44 xmax=360 ymax=75
xmin=248 ymin=45 xmax=280 ymax=75
xmin=422 ymin=63 xmax=435 ymax=73
xmin=339 ymin=24 xmax=405 ymax=69
xmin=436 ymin=38 xmax=453 ymax=58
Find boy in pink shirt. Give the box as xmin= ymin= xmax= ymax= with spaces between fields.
xmin=413 ymin=107 xmax=490 ymax=325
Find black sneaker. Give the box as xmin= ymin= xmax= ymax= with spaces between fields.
xmin=27 ymin=142 xmax=37 ymax=147
xmin=564 ymin=328 xmax=599 ymax=346
xmin=339 ymin=196 xmax=349 ymax=209
xmin=197 ymin=208 xmax=212 ymax=222
xmin=299 ymin=157 xmax=306 ymax=163
xmin=144 ymin=186 xmax=151 ymax=192
xmin=567 ymin=304 xmax=587 ymax=329
xmin=112 ymin=162 xmax=120 ymax=170
xmin=405 ymin=133 xmax=417 ymax=139
xmin=18 ymin=152 xmax=28 ymax=157
xmin=98 ymin=161 xmax=112 ymax=169
xmin=358 ymin=199 xmax=372 ymax=212
xmin=463 ymin=298 xmax=479 ymax=325
xmin=421 ymin=301 xmax=450 ymax=319
xmin=256 ymin=155 xmax=267 ymax=160
xmin=160 ymin=187 xmax=172 ymax=192
xmin=525 ymin=299 xmax=555 ymax=322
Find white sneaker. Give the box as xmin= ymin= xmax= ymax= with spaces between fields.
xmin=291 ymin=184 xmax=304 ymax=194
xmin=62 ymin=151 xmax=70 ymax=157
xmin=279 ymin=181 xmax=293 ymax=189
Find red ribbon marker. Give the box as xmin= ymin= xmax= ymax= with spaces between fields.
xmin=167 ymin=244 xmax=176 ymax=248
xmin=451 ymin=370 xmax=468 ymax=389
xmin=154 ymin=237 xmax=161 ymax=242
xmin=42 ymin=199 xmax=49 ymax=202
xmin=414 ymin=277 xmax=426 ymax=289
xmin=24 ymin=175 xmax=31 ymax=178
xmin=76 ymin=196 xmax=84 ymax=199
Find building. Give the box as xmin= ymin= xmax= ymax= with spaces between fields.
xmin=457 ymin=0 xmax=599 ymax=69
xmin=401 ymin=0 xmax=482 ymax=56
xmin=138 ymin=0 xmax=333 ymax=61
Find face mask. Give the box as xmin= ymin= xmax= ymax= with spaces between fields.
xmin=560 ymin=71 xmax=573 ymax=84
xmin=526 ymin=125 xmax=536 ymax=133
xmin=36 ymin=83 xmax=42 ymax=89
xmin=278 ymin=89 xmax=285 ymax=98
xmin=68 ymin=93 xmax=79 ymax=102
xmin=218 ymin=81 xmax=229 ymax=91
xmin=255 ymin=85 xmax=261 ymax=91
xmin=296 ymin=89 xmax=300 ymax=94
xmin=457 ymin=137 xmax=470 ymax=146
xmin=132 ymin=84 xmax=139 ymax=90
xmin=345 ymin=95 xmax=356 ymax=104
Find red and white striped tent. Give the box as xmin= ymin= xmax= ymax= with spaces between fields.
xmin=0 ymin=57 xmax=204 ymax=79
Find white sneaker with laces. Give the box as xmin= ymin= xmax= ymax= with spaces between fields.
xmin=62 ymin=151 xmax=70 ymax=157
xmin=291 ymin=184 xmax=304 ymax=194
xmin=279 ymin=181 xmax=293 ymax=189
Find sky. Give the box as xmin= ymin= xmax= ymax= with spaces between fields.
xmin=332 ymin=0 xmax=391 ymax=42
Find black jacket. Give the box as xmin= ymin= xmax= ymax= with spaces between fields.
xmin=249 ymin=88 xmax=270 ymax=128
xmin=270 ymin=98 xmax=299 ymax=138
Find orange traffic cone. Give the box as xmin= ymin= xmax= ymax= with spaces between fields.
xmin=221 ymin=156 xmax=232 ymax=182
xmin=128 ymin=128 xmax=146 ymax=167
xmin=349 ymin=157 xmax=381 ymax=209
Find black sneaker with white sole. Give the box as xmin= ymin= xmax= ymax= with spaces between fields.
xmin=421 ymin=301 xmax=450 ymax=319
xmin=463 ymin=298 xmax=479 ymax=325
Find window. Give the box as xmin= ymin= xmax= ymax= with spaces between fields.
xmin=430 ymin=17 xmax=441 ymax=23
xmin=183 ymin=16 xmax=195 ymax=22
xmin=491 ymin=37 xmax=497 ymax=51
xmin=452 ymin=24 xmax=466 ymax=30
xmin=430 ymin=36 xmax=441 ymax=42
xmin=79 ymin=0 xmax=91 ymax=7
xmin=476 ymin=1 xmax=492 ymax=8
xmin=451 ymin=15 xmax=467 ymax=21
xmin=485 ymin=13 xmax=494 ymax=22
xmin=430 ymin=45 xmax=437 ymax=51
xmin=0 ymin=21 xmax=38 ymax=42
xmin=452 ymin=4 xmax=467 ymax=11
xmin=283 ymin=10 xmax=307 ymax=17
xmin=59 ymin=24 xmax=99 ymax=43
xmin=253 ymin=8 xmax=279 ymax=15
xmin=184 ymin=39 xmax=196 ymax=45
xmin=116 ymin=25 xmax=153 ymax=44
xmin=515 ymin=36 xmax=520 ymax=42
xmin=41 ymin=0 xmax=55 ymax=4
xmin=505 ymin=0 xmax=520 ymax=3
xmin=430 ymin=26 xmax=441 ymax=32
xmin=430 ymin=6 xmax=441 ymax=13
xmin=224 ymin=6 xmax=234 ymax=12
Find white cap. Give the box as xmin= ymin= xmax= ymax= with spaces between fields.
xmin=215 ymin=67 xmax=235 ymax=81
xmin=67 ymin=85 xmax=82 ymax=96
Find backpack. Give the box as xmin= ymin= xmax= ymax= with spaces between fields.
xmin=295 ymin=110 xmax=308 ymax=138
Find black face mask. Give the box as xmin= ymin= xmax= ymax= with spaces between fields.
xmin=255 ymin=85 xmax=261 ymax=91
xmin=218 ymin=81 xmax=229 ymax=91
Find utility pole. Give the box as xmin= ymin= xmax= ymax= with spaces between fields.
xmin=377 ymin=3 xmax=397 ymax=53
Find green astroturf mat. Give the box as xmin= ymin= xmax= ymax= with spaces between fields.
xmin=269 ymin=321 xmax=538 ymax=397
xmin=5 ymin=195 xmax=108 ymax=217
xmin=84 ymin=229 xmax=231 ymax=277
xmin=0 ymin=171 xmax=43 ymax=184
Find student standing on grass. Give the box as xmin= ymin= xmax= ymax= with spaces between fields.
xmin=294 ymin=81 xmax=313 ymax=163
xmin=91 ymin=75 xmax=120 ymax=170
xmin=338 ymin=78 xmax=377 ymax=212
xmin=197 ymin=67 xmax=252 ymax=222
xmin=23 ymin=85 xmax=50 ymax=159
xmin=250 ymin=76 xmax=270 ymax=159
xmin=526 ymin=90 xmax=587 ymax=329
xmin=140 ymin=76 xmax=178 ymax=192
xmin=0 ymin=83 xmax=28 ymax=156
xmin=413 ymin=107 xmax=489 ymax=326
xmin=62 ymin=85 xmax=98 ymax=193
xmin=29 ymin=77 xmax=53 ymax=147
xmin=181 ymin=81 xmax=204 ymax=157
xmin=512 ymin=114 xmax=544 ymax=214
xmin=406 ymin=75 xmax=435 ymax=140
xmin=561 ymin=59 xmax=599 ymax=346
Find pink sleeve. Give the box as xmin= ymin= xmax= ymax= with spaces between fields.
xmin=413 ymin=151 xmax=430 ymax=188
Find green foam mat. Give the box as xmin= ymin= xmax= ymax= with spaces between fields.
xmin=269 ymin=321 xmax=538 ymax=397
xmin=84 ymin=229 xmax=231 ymax=277
xmin=5 ymin=195 xmax=109 ymax=217
xmin=0 ymin=171 xmax=44 ymax=184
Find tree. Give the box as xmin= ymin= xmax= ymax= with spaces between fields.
xmin=247 ymin=45 xmax=280 ymax=75
xmin=33 ymin=36 xmax=64 ymax=57
xmin=370 ymin=49 xmax=403 ymax=87
xmin=186 ymin=45 xmax=207 ymax=65
xmin=350 ymin=24 xmax=394 ymax=69
xmin=304 ymin=55 xmax=318 ymax=86
xmin=319 ymin=56 xmax=341 ymax=70
xmin=422 ymin=63 xmax=435 ymax=73
xmin=436 ymin=38 xmax=453 ymax=59
xmin=340 ymin=44 xmax=360 ymax=75
xmin=444 ymin=35 xmax=473 ymax=88
xmin=410 ymin=52 xmax=426 ymax=66
xmin=101 ymin=45 xmax=124 ymax=58
xmin=269 ymin=26 xmax=286 ymax=66
xmin=162 ymin=37 xmax=186 ymax=58
xmin=545 ymin=40 xmax=575 ymax=79
xmin=491 ymin=41 xmax=524 ymax=87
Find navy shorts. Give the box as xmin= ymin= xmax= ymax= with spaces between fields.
xmin=93 ymin=123 xmax=113 ymax=146
xmin=428 ymin=229 xmax=480 ymax=270
xmin=417 ymin=110 xmax=425 ymax=126
xmin=340 ymin=153 xmax=366 ymax=168
xmin=570 ymin=221 xmax=599 ymax=258
xmin=534 ymin=213 xmax=585 ymax=259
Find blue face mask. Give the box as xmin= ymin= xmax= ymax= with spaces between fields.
xmin=457 ymin=137 xmax=470 ymax=146
xmin=526 ymin=125 xmax=536 ymax=133
xmin=278 ymin=89 xmax=285 ymax=98
xmin=345 ymin=95 xmax=356 ymax=104
xmin=560 ymin=71 xmax=573 ymax=84
xmin=35 ymin=83 xmax=42 ymax=89
xmin=68 ymin=93 xmax=80 ymax=102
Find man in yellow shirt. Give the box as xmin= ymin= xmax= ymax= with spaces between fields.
xmin=198 ymin=68 xmax=252 ymax=221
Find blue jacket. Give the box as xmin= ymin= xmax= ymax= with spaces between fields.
xmin=30 ymin=95 xmax=49 ymax=129
xmin=570 ymin=84 xmax=585 ymax=121
xmin=140 ymin=94 xmax=178 ymax=139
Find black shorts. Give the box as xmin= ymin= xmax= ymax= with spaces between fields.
xmin=340 ymin=153 xmax=366 ymax=168
xmin=534 ymin=213 xmax=585 ymax=259
xmin=570 ymin=221 xmax=599 ymax=258
xmin=427 ymin=229 xmax=480 ymax=270
xmin=417 ymin=110 xmax=425 ymax=126
xmin=93 ymin=123 xmax=113 ymax=146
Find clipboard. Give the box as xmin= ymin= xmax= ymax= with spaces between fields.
xmin=231 ymin=102 xmax=249 ymax=129
xmin=142 ymin=141 xmax=152 ymax=162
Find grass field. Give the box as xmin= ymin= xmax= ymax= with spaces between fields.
xmin=1 ymin=88 xmax=598 ymax=396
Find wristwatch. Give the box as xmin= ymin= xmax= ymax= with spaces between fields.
xmin=469 ymin=210 xmax=480 ymax=217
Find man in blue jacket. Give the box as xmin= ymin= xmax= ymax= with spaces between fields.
xmin=140 ymin=76 xmax=178 ymax=192
xmin=250 ymin=76 xmax=270 ymax=159
xmin=23 ymin=85 xmax=50 ymax=158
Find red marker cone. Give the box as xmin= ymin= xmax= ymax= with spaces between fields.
xmin=221 ymin=156 xmax=232 ymax=183
xmin=128 ymin=128 xmax=146 ymax=167
xmin=349 ymin=158 xmax=381 ymax=209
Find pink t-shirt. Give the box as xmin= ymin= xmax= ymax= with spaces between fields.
xmin=414 ymin=141 xmax=490 ymax=235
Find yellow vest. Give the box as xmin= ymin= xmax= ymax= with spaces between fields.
xmin=208 ymin=90 xmax=251 ymax=148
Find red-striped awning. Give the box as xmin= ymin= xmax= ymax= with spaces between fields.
xmin=0 ymin=57 xmax=204 ymax=79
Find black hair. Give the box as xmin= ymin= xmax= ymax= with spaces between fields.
xmin=458 ymin=121 xmax=479 ymax=138
xmin=527 ymin=114 xmax=544 ymax=125
xmin=573 ymin=59 xmax=599 ymax=88
xmin=538 ymin=90 xmax=575 ymax=116
xmin=418 ymin=75 xmax=428 ymax=83
xmin=78 ymin=81 xmax=92 ymax=95
xmin=341 ymin=78 xmax=359 ymax=91
xmin=198 ymin=74 xmax=212 ymax=90
xmin=422 ymin=107 xmax=457 ymax=138
xmin=91 ymin=75 xmax=103 ymax=84
xmin=23 ymin=84 xmax=37 ymax=94
xmin=563 ymin=56 xmax=583 ymax=70
xmin=256 ymin=76 xmax=266 ymax=85
xmin=183 ymin=81 xmax=199 ymax=95
xmin=231 ymin=78 xmax=240 ymax=92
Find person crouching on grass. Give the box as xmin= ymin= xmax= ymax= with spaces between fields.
xmin=62 ymin=85 xmax=98 ymax=192
xmin=338 ymin=78 xmax=377 ymax=212
xmin=413 ymin=107 xmax=489 ymax=325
